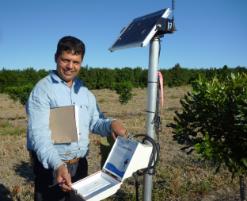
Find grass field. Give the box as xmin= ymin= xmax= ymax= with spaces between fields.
xmin=0 ymin=87 xmax=240 ymax=201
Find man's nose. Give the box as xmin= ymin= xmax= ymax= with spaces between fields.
xmin=67 ymin=61 xmax=73 ymax=69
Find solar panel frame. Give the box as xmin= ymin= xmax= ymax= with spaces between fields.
xmin=109 ymin=8 xmax=171 ymax=52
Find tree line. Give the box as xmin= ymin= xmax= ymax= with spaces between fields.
xmin=0 ymin=64 xmax=246 ymax=104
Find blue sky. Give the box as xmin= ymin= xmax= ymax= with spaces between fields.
xmin=0 ymin=0 xmax=246 ymax=70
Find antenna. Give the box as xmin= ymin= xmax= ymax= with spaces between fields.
xmin=172 ymin=0 xmax=176 ymax=32
xmin=155 ymin=0 xmax=176 ymax=35
xmin=164 ymin=0 xmax=176 ymax=34
xmin=172 ymin=0 xmax=175 ymax=20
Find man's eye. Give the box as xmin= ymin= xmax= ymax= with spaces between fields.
xmin=62 ymin=59 xmax=69 ymax=63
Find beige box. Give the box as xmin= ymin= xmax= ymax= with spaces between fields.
xmin=72 ymin=136 xmax=153 ymax=201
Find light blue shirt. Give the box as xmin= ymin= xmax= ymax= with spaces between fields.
xmin=26 ymin=70 xmax=112 ymax=170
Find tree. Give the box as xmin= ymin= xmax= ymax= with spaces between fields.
xmin=166 ymin=63 xmax=193 ymax=87
xmin=169 ymin=73 xmax=247 ymax=200
xmin=115 ymin=81 xmax=133 ymax=104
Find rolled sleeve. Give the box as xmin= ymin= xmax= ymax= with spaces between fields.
xmin=88 ymin=93 xmax=112 ymax=136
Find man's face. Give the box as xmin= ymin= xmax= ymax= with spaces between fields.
xmin=56 ymin=51 xmax=82 ymax=86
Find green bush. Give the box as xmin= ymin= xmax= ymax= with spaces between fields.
xmin=115 ymin=81 xmax=133 ymax=104
xmin=4 ymin=84 xmax=33 ymax=105
xmin=170 ymin=73 xmax=247 ymax=176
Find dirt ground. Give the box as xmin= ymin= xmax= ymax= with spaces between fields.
xmin=0 ymin=87 xmax=240 ymax=201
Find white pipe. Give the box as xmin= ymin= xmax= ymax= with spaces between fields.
xmin=144 ymin=36 xmax=160 ymax=201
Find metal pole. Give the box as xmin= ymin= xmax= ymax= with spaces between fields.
xmin=144 ymin=36 xmax=160 ymax=201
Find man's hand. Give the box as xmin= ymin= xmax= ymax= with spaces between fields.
xmin=55 ymin=164 xmax=72 ymax=192
xmin=111 ymin=120 xmax=128 ymax=140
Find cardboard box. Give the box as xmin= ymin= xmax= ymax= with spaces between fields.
xmin=72 ymin=136 xmax=153 ymax=201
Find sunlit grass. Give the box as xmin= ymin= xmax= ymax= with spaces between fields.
xmin=0 ymin=120 xmax=26 ymax=136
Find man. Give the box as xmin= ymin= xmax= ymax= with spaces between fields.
xmin=26 ymin=36 xmax=127 ymax=201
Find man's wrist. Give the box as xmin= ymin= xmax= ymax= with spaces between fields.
xmin=110 ymin=119 xmax=117 ymax=133
xmin=54 ymin=163 xmax=68 ymax=177
xmin=54 ymin=161 xmax=66 ymax=171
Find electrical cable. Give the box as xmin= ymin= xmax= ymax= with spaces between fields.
xmin=134 ymin=134 xmax=160 ymax=175
xmin=129 ymin=133 xmax=160 ymax=201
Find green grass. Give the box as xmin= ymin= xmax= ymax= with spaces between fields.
xmin=0 ymin=120 xmax=26 ymax=136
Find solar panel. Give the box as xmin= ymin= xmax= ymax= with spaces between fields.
xmin=109 ymin=8 xmax=171 ymax=52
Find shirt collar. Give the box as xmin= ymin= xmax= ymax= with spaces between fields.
xmin=50 ymin=70 xmax=61 ymax=83
xmin=49 ymin=70 xmax=82 ymax=88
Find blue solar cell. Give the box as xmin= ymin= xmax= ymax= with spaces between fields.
xmin=109 ymin=8 xmax=171 ymax=51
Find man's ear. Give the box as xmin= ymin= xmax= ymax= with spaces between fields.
xmin=54 ymin=53 xmax=57 ymax=63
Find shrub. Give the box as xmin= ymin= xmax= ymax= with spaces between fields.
xmin=115 ymin=81 xmax=133 ymax=104
xmin=4 ymin=84 xmax=33 ymax=105
xmin=170 ymin=73 xmax=247 ymax=175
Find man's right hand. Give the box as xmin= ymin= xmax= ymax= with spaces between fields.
xmin=55 ymin=164 xmax=72 ymax=192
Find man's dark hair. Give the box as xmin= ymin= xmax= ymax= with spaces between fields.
xmin=55 ymin=36 xmax=85 ymax=61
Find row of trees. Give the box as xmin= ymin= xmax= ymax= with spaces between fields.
xmin=0 ymin=64 xmax=246 ymax=104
